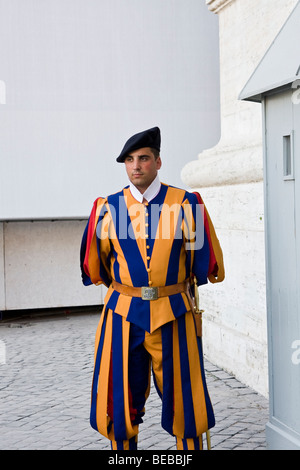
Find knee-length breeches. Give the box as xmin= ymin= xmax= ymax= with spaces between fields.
xmin=90 ymin=308 xmax=215 ymax=445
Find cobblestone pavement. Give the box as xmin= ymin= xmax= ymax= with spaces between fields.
xmin=0 ymin=311 xmax=269 ymax=451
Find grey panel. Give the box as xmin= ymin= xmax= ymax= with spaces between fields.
xmin=264 ymin=90 xmax=300 ymax=447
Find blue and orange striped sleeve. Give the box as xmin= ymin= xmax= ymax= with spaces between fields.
xmin=193 ymin=192 xmax=225 ymax=284
xmin=80 ymin=197 xmax=111 ymax=287
xmin=182 ymin=192 xmax=209 ymax=286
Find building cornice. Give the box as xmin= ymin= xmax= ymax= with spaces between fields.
xmin=206 ymin=0 xmax=235 ymax=13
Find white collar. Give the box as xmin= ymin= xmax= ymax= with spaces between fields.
xmin=129 ymin=174 xmax=161 ymax=203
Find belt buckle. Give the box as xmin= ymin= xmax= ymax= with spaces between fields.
xmin=141 ymin=286 xmax=158 ymax=300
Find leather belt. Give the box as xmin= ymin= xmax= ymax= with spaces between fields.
xmin=112 ymin=279 xmax=190 ymax=301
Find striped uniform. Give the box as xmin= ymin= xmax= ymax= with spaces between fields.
xmin=80 ymin=183 xmax=224 ymax=450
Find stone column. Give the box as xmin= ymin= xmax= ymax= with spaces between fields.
xmin=181 ymin=0 xmax=298 ymax=396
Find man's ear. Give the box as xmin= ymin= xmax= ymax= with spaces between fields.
xmin=156 ymin=156 xmax=162 ymax=170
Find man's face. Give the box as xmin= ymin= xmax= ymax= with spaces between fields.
xmin=124 ymin=147 xmax=162 ymax=194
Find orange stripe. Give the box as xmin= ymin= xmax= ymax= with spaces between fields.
xmin=87 ymin=202 xmax=105 ymax=284
xmin=93 ymin=308 xmax=106 ymax=361
xmin=150 ymin=186 xmax=186 ymax=286
xmin=176 ymin=437 xmax=184 ymax=450
xmin=149 ymin=296 xmax=175 ymax=333
xmin=114 ymin=293 xmax=132 ymax=319
xmin=185 ymin=312 xmax=208 ymax=434
xmin=106 ymin=196 xmax=133 ymax=286
xmin=144 ymin=328 xmax=163 ymax=395
xmin=96 ymin=310 xmax=113 ymax=438
xmin=111 ymin=438 xmax=117 ymax=450
xmin=181 ymin=198 xmax=195 ymax=273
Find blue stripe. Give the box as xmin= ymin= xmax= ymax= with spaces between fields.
xmin=90 ymin=310 xmax=108 ymax=431
xmin=169 ymin=293 xmax=189 ymax=319
xmin=113 ymin=437 xmax=137 ymax=450
xmin=160 ymin=322 xmax=174 ymax=435
xmin=194 ymin=437 xmax=200 ymax=450
xmin=181 ymin=437 xmax=200 ymax=450
xmin=165 ymin=238 xmax=184 ymax=285
xmin=129 ymin=436 xmax=138 ymax=450
xmin=106 ymin=290 xmax=120 ymax=312
xmin=111 ymin=246 xmax=121 ymax=283
xmin=177 ymin=315 xmax=197 ymax=438
xmin=128 ymin=323 xmax=148 ymax=421
xmin=165 ymin=201 xmax=186 ymax=285
xmin=185 ymin=192 xmax=210 ymax=286
xmin=126 ymin=297 xmax=150 ymax=332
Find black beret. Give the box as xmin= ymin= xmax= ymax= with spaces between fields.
xmin=116 ymin=127 xmax=161 ymax=162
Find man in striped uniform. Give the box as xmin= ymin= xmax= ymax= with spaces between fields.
xmin=80 ymin=127 xmax=224 ymax=450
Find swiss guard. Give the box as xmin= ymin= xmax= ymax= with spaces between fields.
xmin=80 ymin=127 xmax=225 ymax=450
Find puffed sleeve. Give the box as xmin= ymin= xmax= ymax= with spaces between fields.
xmin=80 ymin=197 xmax=112 ymax=287
xmin=193 ymin=192 xmax=225 ymax=284
xmin=181 ymin=193 xmax=209 ymax=286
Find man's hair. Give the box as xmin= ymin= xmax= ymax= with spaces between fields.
xmin=150 ymin=148 xmax=160 ymax=159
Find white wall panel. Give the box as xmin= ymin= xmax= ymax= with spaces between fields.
xmin=0 ymin=0 xmax=220 ymax=220
xmin=4 ymin=220 xmax=104 ymax=310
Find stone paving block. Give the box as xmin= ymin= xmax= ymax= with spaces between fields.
xmin=0 ymin=311 xmax=269 ymax=451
